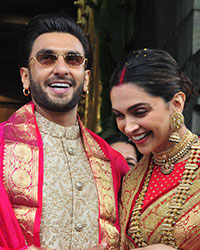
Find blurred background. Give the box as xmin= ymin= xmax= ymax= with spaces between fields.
xmin=0 ymin=0 xmax=200 ymax=137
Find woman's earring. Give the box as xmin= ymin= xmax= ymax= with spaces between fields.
xmin=23 ymin=88 xmax=30 ymax=96
xmin=169 ymin=111 xmax=184 ymax=143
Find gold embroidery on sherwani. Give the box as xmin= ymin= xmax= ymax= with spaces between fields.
xmin=82 ymin=128 xmax=119 ymax=249
xmin=3 ymin=104 xmax=39 ymax=245
xmin=36 ymin=113 xmax=99 ymax=250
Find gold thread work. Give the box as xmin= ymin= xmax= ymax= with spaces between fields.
xmin=127 ymin=131 xmax=199 ymax=248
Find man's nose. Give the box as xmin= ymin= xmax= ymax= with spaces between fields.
xmin=53 ymin=55 xmax=70 ymax=75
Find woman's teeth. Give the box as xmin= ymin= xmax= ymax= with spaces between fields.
xmin=131 ymin=132 xmax=148 ymax=141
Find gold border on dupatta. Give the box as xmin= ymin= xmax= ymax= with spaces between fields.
xmin=81 ymin=127 xmax=119 ymax=249
xmin=2 ymin=103 xmax=40 ymax=244
xmin=119 ymin=154 xmax=150 ymax=250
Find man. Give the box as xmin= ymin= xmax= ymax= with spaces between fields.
xmin=0 ymin=13 xmax=129 ymax=250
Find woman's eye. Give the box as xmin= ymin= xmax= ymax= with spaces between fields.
xmin=134 ymin=109 xmax=148 ymax=117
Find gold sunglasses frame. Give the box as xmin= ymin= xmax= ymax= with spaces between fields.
xmin=28 ymin=52 xmax=88 ymax=67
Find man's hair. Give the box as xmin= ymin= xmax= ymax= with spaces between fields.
xmin=18 ymin=12 xmax=92 ymax=70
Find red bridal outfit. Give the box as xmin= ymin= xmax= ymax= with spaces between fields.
xmin=119 ymin=130 xmax=200 ymax=250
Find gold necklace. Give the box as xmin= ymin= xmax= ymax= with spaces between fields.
xmin=153 ymin=129 xmax=197 ymax=174
xmin=127 ymin=134 xmax=200 ymax=249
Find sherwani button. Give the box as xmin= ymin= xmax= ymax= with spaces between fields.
xmin=68 ymin=147 xmax=75 ymax=155
xmin=75 ymin=182 xmax=83 ymax=190
xmin=75 ymin=223 xmax=85 ymax=232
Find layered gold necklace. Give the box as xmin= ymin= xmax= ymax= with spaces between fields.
xmin=127 ymin=130 xmax=199 ymax=248
xmin=153 ymin=129 xmax=197 ymax=174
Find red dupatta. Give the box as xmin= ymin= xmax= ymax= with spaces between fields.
xmin=0 ymin=102 xmax=43 ymax=250
xmin=0 ymin=179 xmax=26 ymax=249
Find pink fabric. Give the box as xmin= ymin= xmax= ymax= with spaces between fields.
xmin=0 ymin=102 xmax=42 ymax=249
xmin=0 ymin=131 xmax=25 ymax=249
xmin=0 ymin=102 xmax=129 ymax=249
xmin=0 ymin=177 xmax=25 ymax=248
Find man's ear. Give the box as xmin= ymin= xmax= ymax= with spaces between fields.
xmin=171 ymin=91 xmax=186 ymax=112
xmin=83 ymin=69 xmax=91 ymax=92
xmin=20 ymin=67 xmax=30 ymax=89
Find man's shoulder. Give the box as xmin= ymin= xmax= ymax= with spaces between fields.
xmin=85 ymin=128 xmax=128 ymax=160
xmin=84 ymin=128 xmax=115 ymax=151
xmin=0 ymin=102 xmax=34 ymax=125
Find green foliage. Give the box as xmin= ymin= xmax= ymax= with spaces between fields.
xmin=88 ymin=0 xmax=138 ymax=137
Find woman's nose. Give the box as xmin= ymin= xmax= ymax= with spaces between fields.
xmin=124 ymin=119 xmax=139 ymax=135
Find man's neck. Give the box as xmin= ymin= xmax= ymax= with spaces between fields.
xmin=35 ymin=105 xmax=78 ymax=127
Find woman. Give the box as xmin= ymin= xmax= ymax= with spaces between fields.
xmin=110 ymin=48 xmax=200 ymax=250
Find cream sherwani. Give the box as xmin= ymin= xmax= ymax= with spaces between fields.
xmin=36 ymin=113 xmax=99 ymax=249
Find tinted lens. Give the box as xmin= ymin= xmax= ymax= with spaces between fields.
xmin=65 ymin=54 xmax=84 ymax=66
xmin=36 ymin=53 xmax=57 ymax=65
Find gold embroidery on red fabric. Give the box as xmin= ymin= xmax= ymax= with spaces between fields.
xmin=3 ymin=141 xmax=39 ymax=244
xmin=2 ymin=104 xmax=40 ymax=245
xmin=4 ymin=104 xmax=38 ymax=145
xmin=82 ymin=128 xmax=119 ymax=248
xmin=12 ymin=169 xmax=32 ymax=188
xmin=120 ymin=149 xmax=200 ymax=250
xmin=119 ymin=154 xmax=149 ymax=249
xmin=14 ymin=143 xmax=32 ymax=162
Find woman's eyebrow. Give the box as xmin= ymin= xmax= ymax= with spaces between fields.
xmin=127 ymin=103 xmax=150 ymax=112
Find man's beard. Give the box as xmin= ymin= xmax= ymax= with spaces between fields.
xmin=29 ymin=73 xmax=84 ymax=112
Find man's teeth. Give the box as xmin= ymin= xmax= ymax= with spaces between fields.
xmin=132 ymin=133 xmax=147 ymax=141
xmin=49 ymin=83 xmax=70 ymax=88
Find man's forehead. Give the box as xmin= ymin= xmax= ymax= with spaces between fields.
xmin=31 ymin=32 xmax=84 ymax=55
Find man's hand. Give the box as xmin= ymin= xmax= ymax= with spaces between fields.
xmin=83 ymin=242 xmax=107 ymax=250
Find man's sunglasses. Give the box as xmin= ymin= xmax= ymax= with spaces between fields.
xmin=29 ymin=52 xmax=88 ymax=67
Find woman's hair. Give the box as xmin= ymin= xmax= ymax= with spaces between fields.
xmin=110 ymin=48 xmax=194 ymax=104
xmin=18 ymin=12 xmax=92 ymax=70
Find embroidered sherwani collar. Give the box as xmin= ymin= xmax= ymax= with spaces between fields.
xmin=35 ymin=110 xmax=109 ymax=161
xmin=35 ymin=112 xmax=80 ymax=140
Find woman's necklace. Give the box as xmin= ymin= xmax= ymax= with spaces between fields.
xmin=153 ymin=129 xmax=196 ymax=174
xmin=127 ymin=131 xmax=199 ymax=249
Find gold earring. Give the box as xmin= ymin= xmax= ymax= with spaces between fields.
xmin=81 ymin=90 xmax=89 ymax=98
xmin=169 ymin=111 xmax=184 ymax=143
xmin=23 ymin=88 xmax=30 ymax=96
